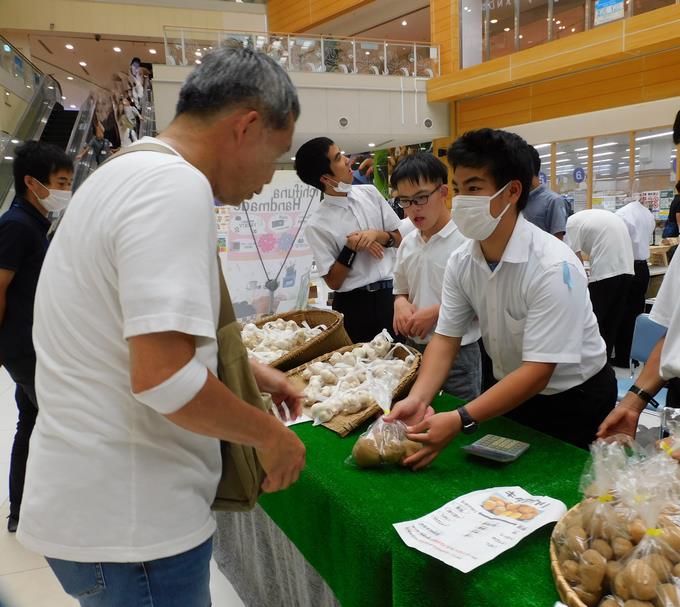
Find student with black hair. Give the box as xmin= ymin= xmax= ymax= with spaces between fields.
xmin=385 ymin=128 xmax=615 ymax=466
xmin=391 ymin=152 xmax=481 ymax=401
xmin=523 ymin=145 xmax=568 ymax=239
xmin=0 ymin=141 xmax=73 ymax=532
xmin=295 ymin=137 xmax=403 ymax=342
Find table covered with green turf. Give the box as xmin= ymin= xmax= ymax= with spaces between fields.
xmin=213 ymin=393 xmax=590 ymax=607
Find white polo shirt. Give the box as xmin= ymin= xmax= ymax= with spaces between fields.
xmin=615 ymin=200 xmax=656 ymax=261
xmin=393 ymin=220 xmax=480 ymax=346
xmin=18 ymin=138 xmax=222 ymax=562
xmin=650 ymin=253 xmax=680 ymax=380
xmin=566 ymin=209 xmax=634 ymax=282
xmin=436 ymin=214 xmax=606 ymax=394
xmin=305 ymin=185 xmax=402 ymax=292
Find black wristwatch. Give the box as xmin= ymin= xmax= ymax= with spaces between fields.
xmin=384 ymin=232 xmax=395 ymax=248
xmin=628 ymin=384 xmax=659 ymax=408
xmin=457 ymin=405 xmax=479 ymax=434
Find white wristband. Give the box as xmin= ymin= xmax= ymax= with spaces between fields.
xmin=133 ymin=354 xmax=208 ymax=414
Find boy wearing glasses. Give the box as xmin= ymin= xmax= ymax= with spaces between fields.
xmin=385 ymin=129 xmax=615 ymax=467
xmin=392 ymin=153 xmax=481 ymax=401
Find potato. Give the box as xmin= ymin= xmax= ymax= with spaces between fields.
xmin=567 ymin=526 xmax=589 ymax=555
xmin=625 ymin=559 xmax=658 ymax=601
xmin=622 ymin=601 xmax=653 ymax=607
xmin=613 ymin=537 xmax=634 ymax=560
xmin=662 ymin=526 xmax=680 ymax=555
xmin=673 ymin=563 xmax=680 ymax=578
xmin=581 ymin=549 xmax=608 ymax=592
xmin=574 ymin=585 xmax=602 ymax=607
xmin=640 ymin=553 xmax=672 ymax=583
xmin=628 ymin=520 xmax=646 ymax=545
xmin=592 ymin=538 xmax=614 ymax=561
xmin=614 ymin=572 xmax=631 ymax=601
xmin=599 ymin=599 xmax=621 ymax=607
xmin=562 ymin=559 xmax=580 ymax=584
xmin=606 ymin=561 xmax=624 ymax=590
xmin=657 ymin=583 xmax=680 ymax=607
xmin=381 ymin=441 xmax=405 ymax=465
xmin=401 ymin=439 xmax=421 ymax=462
xmin=482 ymin=500 xmax=497 ymax=511
xmin=352 ymin=439 xmax=381 ymax=468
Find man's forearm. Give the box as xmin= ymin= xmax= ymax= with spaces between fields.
xmin=164 ymin=371 xmax=281 ymax=451
xmin=409 ymin=334 xmax=461 ymax=404
xmin=324 ymin=260 xmax=351 ymax=291
xmin=620 ymin=337 xmax=667 ymax=413
xmin=466 ymin=362 xmax=555 ymax=422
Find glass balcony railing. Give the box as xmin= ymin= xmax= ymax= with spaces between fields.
xmin=462 ymin=0 xmax=678 ymax=67
xmin=163 ymin=27 xmax=440 ymax=78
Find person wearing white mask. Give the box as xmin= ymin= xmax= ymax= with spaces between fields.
xmin=385 ymin=129 xmax=614 ymax=467
xmin=0 ymin=141 xmax=73 ymax=532
xmin=295 ymin=137 xmax=404 ymax=342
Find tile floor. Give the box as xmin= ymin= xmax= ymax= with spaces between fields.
xmin=0 ymin=366 xmax=244 ymax=607
xmin=0 ymin=364 xmax=663 ymax=606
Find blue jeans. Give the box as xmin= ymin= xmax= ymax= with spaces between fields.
xmin=46 ymin=537 xmax=212 ymax=607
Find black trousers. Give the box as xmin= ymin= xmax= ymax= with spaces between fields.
xmin=3 ymin=356 xmax=38 ymax=520
xmin=612 ymin=261 xmax=650 ymax=367
xmin=588 ymin=274 xmax=632 ymax=360
xmin=332 ymin=287 xmax=394 ymax=343
xmin=505 ymin=364 xmax=616 ymax=450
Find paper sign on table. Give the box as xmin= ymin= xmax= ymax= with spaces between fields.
xmin=284 ymin=413 xmax=312 ymax=427
xmin=393 ymin=486 xmax=566 ymax=573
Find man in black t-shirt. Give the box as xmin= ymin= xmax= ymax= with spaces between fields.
xmin=0 ymin=141 xmax=72 ymax=532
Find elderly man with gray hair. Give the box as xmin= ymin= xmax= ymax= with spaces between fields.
xmin=17 ymin=47 xmax=305 ymax=606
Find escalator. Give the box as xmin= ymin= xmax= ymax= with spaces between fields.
xmin=40 ymin=104 xmax=79 ymax=150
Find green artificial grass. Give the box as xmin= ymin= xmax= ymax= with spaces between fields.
xmin=260 ymin=393 xmax=589 ymax=607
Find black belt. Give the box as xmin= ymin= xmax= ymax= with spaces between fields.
xmin=353 ymin=279 xmax=393 ymax=293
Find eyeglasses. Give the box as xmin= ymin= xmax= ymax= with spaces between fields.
xmin=394 ymin=185 xmax=441 ymax=209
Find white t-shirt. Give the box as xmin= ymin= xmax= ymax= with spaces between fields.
xmin=650 ymin=253 xmax=680 ymax=380
xmin=436 ymin=215 xmax=606 ymax=394
xmin=566 ymin=209 xmax=634 ymax=282
xmin=393 ymin=220 xmax=480 ymax=346
xmin=18 ymin=138 xmax=222 ymax=562
xmin=615 ymin=200 xmax=656 ymax=261
xmin=305 ymin=185 xmax=401 ymax=292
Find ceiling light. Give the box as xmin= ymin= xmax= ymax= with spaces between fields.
xmin=195 ymin=50 xmax=202 ymax=57
xmin=290 ymin=156 xmax=295 ymax=161
xmin=195 ymin=59 xmax=201 ymax=64
xmin=341 ymin=150 xmax=346 ymax=154
xmin=47 ymin=85 xmax=54 ymax=89
xmin=3 ymin=44 xmax=11 ymax=53
xmin=26 ymin=84 xmax=31 ymax=88
xmin=10 ymin=139 xmax=19 ymax=143
xmin=519 ymin=34 xmax=524 ymax=39
xmin=65 ymin=44 xmax=74 ymax=50
xmin=149 ymin=48 xmax=157 ymax=55
xmin=556 ymin=20 xmax=561 ymax=24
xmin=490 ymin=19 xmax=498 ymax=23
xmin=113 ymin=46 xmax=122 ymax=53
xmin=534 ymin=143 xmax=550 ymax=149
xmin=61 ymin=95 xmax=66 ymax=100
xmin=368 ymin=143 xmax=376 ymax=148
xmin=577 ymin=151 xmax=614 ymax=159
xmin=70 ymin=104 xmax=76 ymax=109
xmin=365 ymin=51 xmax=370 ymax=55
xmin=4 ymin=156 xmax=13 ymax=160
xmin=5 ymin=92 xmax=9 ymax=96
xmin=401 ymin=20 xmax=408 ymax=26
xmin=635 ymin=131 xmax=673 ymax=141
xmin=555 ymin=158 xmax=572 ymax=163
xmin=66 ymin=76 xmax=74 ymax=80
xmin=571 ymin=27 xmax=576 ymax=32
xmin=574 ymin=142 xmax=617 ymax=151
xmin=504 ymin=27 xmax=510 ymax=31
xmin=79 ymin=61 xmax=87 ymax=67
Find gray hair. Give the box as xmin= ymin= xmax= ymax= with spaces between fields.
xmin=175 ymin=46 xmax=300 ymax=129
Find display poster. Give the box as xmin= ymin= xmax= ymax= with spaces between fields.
xmin=640 ymin=190 xmax=661 ymax=217
xmin=217 ymin=171 xmax=320 ymax=321
xmin=394 ymin=486 xmax=566 ymax=573
xmin=594 ymin=0 xmax=625 ymax=25
xmin=658 ymin=189 xmax=674 ymax=221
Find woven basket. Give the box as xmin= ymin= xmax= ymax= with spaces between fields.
xmin=550 ymin=502 xmax=588 ymax=607
xmin=287 ymin=342 xmax=421 ymax=437
xmin=252 ymin=309 xmax=352 ymax=372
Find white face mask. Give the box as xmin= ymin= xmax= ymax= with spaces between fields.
xmin=326 ymin=177 xmax=352 ymax=194
xmin=30 ymin=180 xmax=72 ymax=213
xmin=451 ymin=182 xmax=511 ymax=241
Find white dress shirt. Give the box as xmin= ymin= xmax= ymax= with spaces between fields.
xmin=305 ymin=185 xmax=402 ymax=292
xmin=393 ymin=220 xmax=480 ymax=345
xmin=650 ymin=252 xmax=680 ymax=380
xmin=566 ymin=209 xmax=634 ymax=282
xmin=615 ymin=200 xmax=656 ymax=261
xmin=436 ymin=215 xmax=606 ymax=394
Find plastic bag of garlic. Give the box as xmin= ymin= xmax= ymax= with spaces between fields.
xmin=242 ymin=318 xmax=327 ymax=364
xmin=300 ymin=330 xmax=417 ymax=425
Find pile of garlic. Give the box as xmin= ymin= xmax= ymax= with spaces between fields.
xmin=242 ymin=318 xmax=326 ymax=364
xmin=301 ymin=331 xmax=416 ymax=424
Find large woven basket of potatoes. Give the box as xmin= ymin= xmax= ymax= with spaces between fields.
xmin=287 ymin=331 xmax=421 ymax=437
xmin=550 ymin=439 xmax=680 ymax=607
xmin=241 ymin=309 xmax=351 ymax=372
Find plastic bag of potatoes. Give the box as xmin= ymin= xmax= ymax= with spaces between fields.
xmin=555 ymin=442 xmax=680 ymax=607
xmin=349 ymin=418 xmax=421 ymax=468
